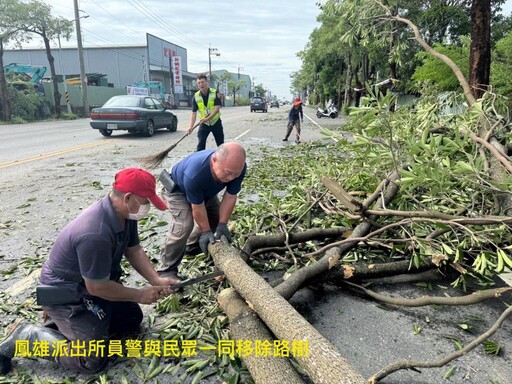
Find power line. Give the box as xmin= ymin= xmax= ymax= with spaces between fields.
xmin=126 ymin=0 xmax=206 ymax=49
xmin=80 ymin=28 xmax=146 ymax=61
xmin=62 ymin=0 xmax=205 ymax=52
xmin=88 ymin=0 xmax=143 ymax=38
xmin=131 ymin=0 xmax=206 ymax=49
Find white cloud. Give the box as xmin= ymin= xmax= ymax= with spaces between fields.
xmin=37 ymin=0 xmax=321 ymax=100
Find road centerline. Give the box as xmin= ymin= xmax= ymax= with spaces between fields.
xmin=0 ymin=140 xmax=114 ymax=169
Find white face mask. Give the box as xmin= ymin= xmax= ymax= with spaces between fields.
xmin=127 ymin=199 xmax=151 ymax=221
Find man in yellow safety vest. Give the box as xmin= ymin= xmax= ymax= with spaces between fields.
xmin=188 ymin=74 xmax=224 ymax=151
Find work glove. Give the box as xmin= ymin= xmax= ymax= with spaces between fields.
xmin=199 ymin=231 xmax=215 ymax=256
xmin=215 ymin=223 xmax=232 ymax=243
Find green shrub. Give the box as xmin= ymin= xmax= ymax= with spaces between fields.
xmin=59 ymin=112 xmax=78 ymax=120
xmin=236 ymin=96 xmax=250 ymax=106
xmin=7 ymin=82 xmax=51 ymax=121
xmin=9 ymin=116 xmax=27 ymax=124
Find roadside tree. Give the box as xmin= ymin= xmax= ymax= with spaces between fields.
xmin=21 ymin=0 xmax=73 ymax=117
xmin=254 ymin=84 xmax=267 ymax=98
xmin=227 ymin=79 xmax=245 ymax=106
xmin=0 ymin=0 xmax=31 ymax=122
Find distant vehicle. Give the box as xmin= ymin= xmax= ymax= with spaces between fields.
xmin=4 ymin=63 xmax=47 ymax=84
xmin=90 ymin=95 xmax=178 ymax=137
xmin=4 ymin=63 xmax=47 ymax=94
xmin=316 ymin=103 xmax=339 ymax=119
xmin=250 ymin=97 xmax=267 ymax=112
xmin=270 ymin=100 xmax=279 ymax=108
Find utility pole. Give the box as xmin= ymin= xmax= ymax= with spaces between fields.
xmin=142 ymin=55 xmax=150 ymax=95
xmin=237 ymin=65 xmax=244 ymax=80
xmin=208 ymin=45 xmax=220 ymax=80
xmin=73 ymin=0 xmax=88 ymax=117
xmin=57 ymin=34 xmax=71 ymax=113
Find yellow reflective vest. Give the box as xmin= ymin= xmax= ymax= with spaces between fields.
xmin=194 ymin=88 xmax=220 ymax=125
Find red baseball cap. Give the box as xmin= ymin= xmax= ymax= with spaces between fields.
xmin=113 ymin=168 xmax=167 ymax=211
xmin=293 ymin=97 xmax=302 ymax=106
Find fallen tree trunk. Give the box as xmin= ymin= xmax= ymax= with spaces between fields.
xmin=210 ymin=241 xmax=366 ymax=384
xmin=325 ymin=259 xmax=436 ymax=283
xmin=218 ymin=288 xmax=306 ymax=384
xmin=271 ymin=259 xmax=438 ymax=288
xmin=242 ymin=227 xmax=350 ymax=261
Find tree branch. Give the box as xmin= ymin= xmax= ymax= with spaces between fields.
xmin=373 ymin=0 xmax=476 ymax=106
xmin=368 ymin=304 xmax=512 ymax=383
xmin=341 ymin=281 xmax=511 ymax=307
xmin=459 ymin=127 xmax=512 ymax=173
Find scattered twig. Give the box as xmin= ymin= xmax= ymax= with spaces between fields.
xmin=289 ymin=190 xmax=328 ymax=232
xmin=368 ymin=304 xmax=512 ymax=383
xmin=276 ymin=216 xmax=299 ymax=270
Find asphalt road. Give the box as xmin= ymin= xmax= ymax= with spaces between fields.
xmin=1 ymin=107 xmax=511 ymax=384
xmin=0 ymin=105 xmax=338 ymax=268
xmin=0 ymin=105 xmax=335 ymax=174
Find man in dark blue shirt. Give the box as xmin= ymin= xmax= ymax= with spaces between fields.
xmin=283 ymin=97 xmax=304 ymax=143
xmin=158 ymin=142 xmax=246 ymax=278
xmin=0 ymin=168 xmax=179 ymax=374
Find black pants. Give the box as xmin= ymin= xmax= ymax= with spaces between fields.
xmin=196 ymin=119 xmax=224 ymax=151
xmin=42 ymin=298 xmax=142 ymax=373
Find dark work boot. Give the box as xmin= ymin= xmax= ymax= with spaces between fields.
xmin=0 ymin=320 xmax=65 ymax=374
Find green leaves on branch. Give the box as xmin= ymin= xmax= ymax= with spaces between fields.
xmin=316 ymin=88 xmax=512 ymax=287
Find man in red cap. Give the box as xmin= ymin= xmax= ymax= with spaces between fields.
xmin=283 ymin=97 xmax=304 ymax=143
xmin=0 ymin=168 xmax=179 ymax=374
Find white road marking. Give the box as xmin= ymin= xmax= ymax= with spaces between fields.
xmin=304 ymin=112 xmax=320 ymax=127
xmin=233 ymin=129 xmax=252 ymax=140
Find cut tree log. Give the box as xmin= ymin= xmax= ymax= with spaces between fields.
xmin=210 ymin=240 xmax=366 ymax=384
xmin=218 ymin=288 xmax=306 ymax=384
